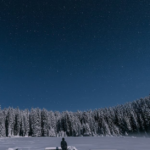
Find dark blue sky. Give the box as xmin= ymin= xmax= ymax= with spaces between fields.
xmin=0 ymin=0 xmax=150 ymax=111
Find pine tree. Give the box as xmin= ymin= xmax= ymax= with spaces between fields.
xmin=30 ymin=108 xmax=41 ymax=137
xmin=87 ymin=111 xmax=96 ymax=135
xmin=24 ymin=109 xmax=30 ymax=136
xmin=72 ymin=115 xmax=82 ymax=136
xmin=20 ymin=111 xmax=25 ymax=136
xmin=0 ymin=108 xmax=5 ymax=137
xmin=41 ymin=109 xmax=49 ymax=136
xmin=48 ymin=111 xmax=56 ymax=136
xmin=20 ymin=110 xmax=29 ymax=136
xmin=142 ymin=104 xmax=150 ymax=132
xmin=14 ymin=108 xmax=21 ymax=136
xmin=130 ymin=109 xmax=139 ymax=133
xmin=82 ymin=123 xmax=91 ymax=136
xmin=55 ymin=111 xmax=61 ymax=134
xmin=6 ymin=108 xmax=15 ymax=137
xmin=49 ymin=127 xmax=56 ymax=137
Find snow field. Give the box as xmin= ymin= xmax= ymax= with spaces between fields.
xmin=45 ymin=146 xmax=77 ymax=150
xmin=0 ymin=136 xmax=150 ymax=150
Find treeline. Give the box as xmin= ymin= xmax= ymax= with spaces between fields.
xmin=0 ymin=96 xmax=150 ymax=137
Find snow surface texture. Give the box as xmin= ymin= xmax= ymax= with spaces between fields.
xmin=8 ymin=146 xmax=77 ymax=150
xmin=0 ymin=136 xmax=149 ymax=150
xmin=45 ymin=146 xmax=77 ymax=150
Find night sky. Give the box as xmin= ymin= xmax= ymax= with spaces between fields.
xmin=0 ymin=0 xmax=150 ymax=111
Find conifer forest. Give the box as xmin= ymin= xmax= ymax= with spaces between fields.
xmin=0 ymin=96 xmax=150 ymax=137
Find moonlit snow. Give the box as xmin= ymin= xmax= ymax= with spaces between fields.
xmin=45 ymin=146 xmax=77 ymax=150
xmin=1 ymin=136 xmax=150 ymax=150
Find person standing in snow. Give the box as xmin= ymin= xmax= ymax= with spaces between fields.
xmin=61 ymin=138 xmax=67 ymax=150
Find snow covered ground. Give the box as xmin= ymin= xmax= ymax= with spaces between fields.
xmin=0 ymin=136 xmax=150 ymax=150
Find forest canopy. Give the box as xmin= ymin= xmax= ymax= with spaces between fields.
xmin=0 ymin=96 xmax=150 ymax=137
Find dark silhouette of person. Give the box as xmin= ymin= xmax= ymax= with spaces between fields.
xmin=61 ymin=138 xmax=67 ymax=150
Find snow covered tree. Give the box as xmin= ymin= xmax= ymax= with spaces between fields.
xmin=24 ymin=109 xmax=30 ymax=136
xmin=141 ymin=104 xmax=150 ymax=132
xmin=20 ymin=111 xmax=25 ymax=136
xmin=55 ymin=111 xmax=62 ymax=134
xmin=49 ymin=127 xmax=56 ymax=137
xmin=30 ymin=108 xmax=41 ymax=137
xmin=129 ymin=109 xmax=139 ymax=133
xmin=41 ymin=109 xmax=49 ymax=136
xmin=71 ymin=113 xmax=82 ymax=136
xmin=48 ymin=111 xmax=56 ymax=136
xmin=0 ymin=108 xmax=5 ymax=137
xmin=82 ymin=123 xmax=91 ymax=136
xmin=14 ymin=108 xmax=21 ymax=136
xmin=87 ymin=111 xmax=97 ymax=135
xmin=20 ymin=110 xmax=29 ymax=136
xmin=6 ymin=108 xmax=15 ymax=137
xmin=101 ymin=118 xmax=111 ymax=135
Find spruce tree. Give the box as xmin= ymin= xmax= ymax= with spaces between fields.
xmin=0 ymin=108 xmax=5 ymax=137
xmin=14 ymin=108 xmax=21 ymax=136
xmin=7 ymin=108 xmax=15 ymax=137
xmin=30 ymin=108 xmax=41 ymax=137
xmin=41 ymin=109 xmax=49 ymax=136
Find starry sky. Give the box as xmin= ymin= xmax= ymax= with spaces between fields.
xmin=0 ymin=0 xmax=150 ymax=111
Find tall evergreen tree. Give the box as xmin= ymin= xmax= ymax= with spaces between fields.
xmin=14 ymin=108 xmax=21 ymax=136
xmin=41 ymin=109 xmax=49 ymax=136
xmin=24 ymin=109 xmax=30 ymax=136
xmin=0 ymin=108 xmax=5 ymax=137
xmin=6 ymin=108 xmax=15 ymax=137
xmin=30 ymin=108 xmax=41 ymax=137
xmin=48 ymin=111 xmax=56 ymax=136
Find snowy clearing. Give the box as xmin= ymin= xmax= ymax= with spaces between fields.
xmin=0 ymin=136 xmax=150 ymax=150
xmin=45 ymin=146 xmax=77 ymax=150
